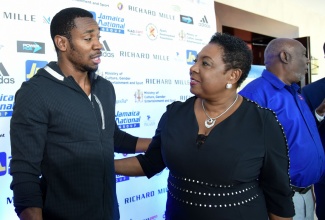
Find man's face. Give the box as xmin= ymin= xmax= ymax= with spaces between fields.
xmin=287 ymin=41 xmax=309 ymax=83
xmin=66 ymin=17 xmax=103 ymax=73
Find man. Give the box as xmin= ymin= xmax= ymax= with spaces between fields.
xmin=302 ymin=42 xmax=325 ymax=220
xmin=10 ymin=7 xmax=150 ymax=220
xmin=239 ymin=38 xmax=325 ymax=220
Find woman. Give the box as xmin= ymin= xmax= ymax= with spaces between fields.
xmin=115 ymin=33 xmax=295 ymax=220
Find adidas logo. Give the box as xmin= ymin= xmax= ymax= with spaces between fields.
xmin=0 ymin=63 xmax=14 ymax=84
xmin=199 ymin=15 xmax=210 ymax=28
xmin=101 ymin=40 xmax=114 ymax=58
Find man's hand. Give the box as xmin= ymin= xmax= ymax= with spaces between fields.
xmin=19 ymin=207 xmax=42 ymax=220
xmin=316 ymin=98 xmax=325 ymax=116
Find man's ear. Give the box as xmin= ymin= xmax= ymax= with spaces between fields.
xmin=54 ymin=35 xmax=68 ymax=52
xmin=279 ymin=51 xmax=290 ymax=64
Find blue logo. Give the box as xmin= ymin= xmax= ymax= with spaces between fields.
xmin=0 ymin=152 xmax=7 ymax=176
xmin=26 ymin=60 xmax=48 ymax=81
xmin=91 ymin=11 xmax=125 ymax=34
xmin=0 ymin=94 xmax=14 ymax=117
xmin=186 ymin=50 xmax=197 ymax=65
xmin=116 ymin=175 xmax=130 ymax=183
xmin=115 ymin=110 xmax=141 ymax=129
xmin=180 ymin=15 xmax=193 ymax=24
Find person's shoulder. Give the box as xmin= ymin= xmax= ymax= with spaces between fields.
xmin=166 ymin=96 xmax=195 ymax=111
xmin=303 ymin=77 xmax=325 ymax=91
xmin=243 ymin=97 xmax=277 ymax=117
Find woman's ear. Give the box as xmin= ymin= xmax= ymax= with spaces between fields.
xmin=230 ymin=69 xmax=242 ymax=84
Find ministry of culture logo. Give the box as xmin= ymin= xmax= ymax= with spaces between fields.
xmin=0 ymin=152 xmax=7 ymax=176
xmin=180 ymin=15 xmax=193 ymax=24
xmin=26 ymin=60 xmax=48 ymax=81
xmin=134 ymin=89 xmax=143 ymax=102
xmin=146 ymin=23 xmax=158 ymax=40
xmin=186 ymin=50 xmax=197 ymax=65
xmin=17 ymin=41 xmax=45 ymax=54
xmin=179 ymin=30 xmax=186 ymax=41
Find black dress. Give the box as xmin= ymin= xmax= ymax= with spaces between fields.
xmin=137 ymin=97 xmax=295 ymax=220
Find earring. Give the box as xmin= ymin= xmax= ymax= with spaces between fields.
xmin=226 ymin=83 xmax=232 ymax=89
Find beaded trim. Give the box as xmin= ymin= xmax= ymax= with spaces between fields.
xmin=245 ymin=98 xmax=292 ymax=189
xmin=168 ymin=190 xmax=259 ymax=208
xmin=170 ymin=173 xmax=234 ymax=188
xmin=169 ymin=180 xmax=257 ymax=197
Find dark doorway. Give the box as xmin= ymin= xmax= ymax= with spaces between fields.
xmin=222 ymin=26 xmax=274 ymax=65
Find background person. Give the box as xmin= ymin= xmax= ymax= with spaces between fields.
xmin=239 ymin=38 xmax=325 ymax=220
xmin=302 ymin=42 xmax=325 ymax=220
xmin=115 ymin=33 xmax=295 ymax=220
xmin=10 ymin=7 xmax=150 ymax=220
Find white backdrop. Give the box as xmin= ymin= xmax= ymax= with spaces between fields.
xmin=0 ymin=0 xmax=216 ymax=219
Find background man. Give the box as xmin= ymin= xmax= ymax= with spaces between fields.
xmin=239 ymin=38 xmax=325 ymax=220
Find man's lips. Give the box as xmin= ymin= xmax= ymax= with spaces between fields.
xmin=92 ymin=56 xmax=101 ymax=64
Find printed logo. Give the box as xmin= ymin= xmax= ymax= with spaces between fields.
xmin=127 ymin=28 xmax=144 ymax=37
xmin=179 ymin=30 xmax=186 ymax=41
xmin=3 ymin=12 xmax=36 ymax=22
xmin=26 ymin=60 xmax=48 ymax=81
xmin=115 ymin=110 xmax=141 ymax=129
xmin=17 ymin=41 xmax=45 ymax=54
xmin=134 ymin=89 xmax=144 ymax=102
xmin=144 ymin=115 xmax=156 ymax=127
xmin=101 ymin=40 xmax=114 ymax=58
xmin=146 ymin=23 xmax=158 ymax=40
xmin=0 ymin=94 xmax=14 ymax=117
xmin=116 ymin=174 xmax=130 ymax=183
xmin=180 ymin=15 xmax=193 ymax=24
xmin=186 ymin=50 xmax=197 ymax=65
xmin=159 ymin=12 xmax=175 ymax=20
xmin=198 ymin=15 xmax=210 ymax=28
xmin=91 ymin=11 xmax=125 ymax=34
xmin=117 ymin=2 xmax=124 ymax=10
xmin=128 ymin=5 xmax=156 ymax=16
xmin=0 ymin=152 xmax=7 ymax=176
xmin=0 ymin=63 xmax=15 ymax=84
xmin=43 ymin=16 xmax=51 ymax=24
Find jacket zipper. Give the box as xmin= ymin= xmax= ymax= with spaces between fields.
xmin=93 ymin=94 xmax=105 ymax=130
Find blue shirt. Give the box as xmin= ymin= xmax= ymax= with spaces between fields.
xmin=239 ymin=69 xmax=325 ymax=187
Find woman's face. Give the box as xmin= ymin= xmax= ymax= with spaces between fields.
xmin=189 ymin=43 xmax=231 ymax=98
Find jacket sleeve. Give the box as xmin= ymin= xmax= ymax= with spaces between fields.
xmin=136 ymin=111 xmax=167 ymax=178
xmin=10 ymin=82 xmax=48 ymax=215
xmin=259 ymin=111 xmax=295 ymax=217
xmin=113 ymin=122 xmax=138 ymax=153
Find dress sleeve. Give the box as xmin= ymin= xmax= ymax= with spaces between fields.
xmin=10 ymin=83 xmax=47 ymax=215
xmin=136 ymin=111 xmax=167 ymax=178
xmin=114 ymin=122 xmax=138 ymax=153
xmin=259 ymin=111 xmax=295 ymax=217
